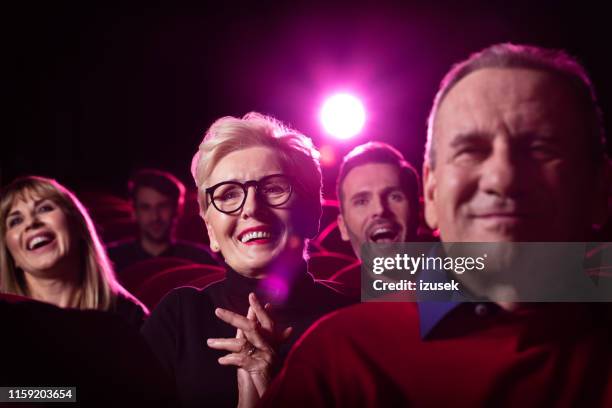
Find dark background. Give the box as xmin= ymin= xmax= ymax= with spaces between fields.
xmin=4 ymin=1 xmax=611 ymax=199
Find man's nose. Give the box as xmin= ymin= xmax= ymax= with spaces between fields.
xmin=154 ymin=207 xmax=163 ymax=219
xmin=371 ymin=195 xmax=389 ymax=217
xmin=479 ymin=141 xmax=522 ymax=198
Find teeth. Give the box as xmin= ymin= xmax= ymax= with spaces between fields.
xmin=28 ymin=236 xmax=51 ymax=250
xmin=373 ymin=228 xmax=392 ymax=236
xmin=371 ymin=227 xmax=398 ymax=242
xmin=240 ymin=231 xmax=272 ymax=243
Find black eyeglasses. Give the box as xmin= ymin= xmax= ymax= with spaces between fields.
xmin=205 ymin=174 xmax=293 ymax=214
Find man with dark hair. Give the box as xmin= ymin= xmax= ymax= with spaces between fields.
xmin=261 ymin=43 xmax=612 ymax=407
xmin=108 ymin=169 xmax=217 ymax=272
xmin=336 ymin=142 xmax=420 ymax=259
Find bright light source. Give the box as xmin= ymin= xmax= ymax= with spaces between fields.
xmin=320 ymin=93 xmax=366 ymax=139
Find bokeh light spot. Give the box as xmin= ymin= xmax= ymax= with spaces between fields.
xmin=320 ymin=93 xmax=366 ymax=139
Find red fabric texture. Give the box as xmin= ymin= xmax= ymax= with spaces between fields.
xmin=262 ymin=302 xmax=612 ymax=407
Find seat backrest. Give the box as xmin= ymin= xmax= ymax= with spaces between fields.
xmin=175 ymin=190 xmax=210 ymax=245
xmin=311 ymin=219 xmax=354 ymax=255
xmin=329 ymin=261 xmax=361 ymax=289
xmin=134 ymin=264 xmax=225 ymax=309
xmin=0 ymin=293 xmax=33 ymax=303
xmin=316 ymin=278 xmax=360 ymax=301
xmin=307 ymin=252 xmax=358 ymax=280
xmin=188 ymin=271 xmax=227 ymax=290
xmin=118 ymin=257 xmax=194 ymax=292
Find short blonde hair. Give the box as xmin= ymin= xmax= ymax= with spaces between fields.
xmin=0 ymin=176 xmax=135 ymax=311
xmin=191 ymin=112 xmax=322 ymax=238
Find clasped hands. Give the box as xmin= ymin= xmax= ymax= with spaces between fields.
xmin=207 ymin=293 xmax=292 ymax=408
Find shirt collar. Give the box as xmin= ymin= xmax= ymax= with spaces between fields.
xmin=416 ymin=244 xmax=470 ymax=339
xmin=417 ymin=300 xmax=461 ymax=339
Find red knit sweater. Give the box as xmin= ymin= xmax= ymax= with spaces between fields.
xmin=262 ymin=302 xmax=612 ymax=407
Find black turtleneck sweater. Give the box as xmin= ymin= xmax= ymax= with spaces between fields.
xmin=141 ymin=263 xmax=353 ymax=407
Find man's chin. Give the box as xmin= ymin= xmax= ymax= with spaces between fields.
xmin=143 ymin=231 xmax=171 ymax=244
xmin=450 ymin=233 xmax=526 ymax=243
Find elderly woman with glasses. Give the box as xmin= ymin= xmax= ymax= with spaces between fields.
xmin=141 ymin=112 xmax=352 ymax=408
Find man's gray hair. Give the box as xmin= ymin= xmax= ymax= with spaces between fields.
xmin=425 ymin=43 xmax=606 ymax=169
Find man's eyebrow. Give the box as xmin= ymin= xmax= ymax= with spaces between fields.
xmin=449 ymin=132 xmax=490 ymax=148
xmin=382 ymin=186 xmax=404 ymax=194
xmin=349 ymin=191 xmax=371 ymax=200
xmin=515 ymin=131 xmax=557 ymax=141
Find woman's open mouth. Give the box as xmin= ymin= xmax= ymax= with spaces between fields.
xmin=26 ymin=232 xmax=56 ymax=252
xmin=237 ymin=226 xmax=277 ymax=246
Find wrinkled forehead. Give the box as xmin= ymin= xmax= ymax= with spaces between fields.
xmin=133 ymin=186 xmax=175 ymax=206
xmin=205 ymin=146 xmax=286 ymax=187
xmin=341 ymin=162 xmax=403 ymax=197
xmin=435 ymin=68 xmax=587 ymax=141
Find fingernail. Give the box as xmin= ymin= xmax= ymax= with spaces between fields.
xmin=207 ymin=339 xmax=214 ymax=345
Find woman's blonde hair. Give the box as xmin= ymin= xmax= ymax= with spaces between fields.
xmin=0 ymin=176 xmax=132 ymax=311
xmin=191 ymin=112 xmax=323 ymax=239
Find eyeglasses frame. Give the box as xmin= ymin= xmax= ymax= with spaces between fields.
xmin=204 ymin=173 xmax=294 ymax=214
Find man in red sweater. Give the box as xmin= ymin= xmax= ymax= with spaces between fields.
xmin=260 ymin=43 xmax=612 ymax=407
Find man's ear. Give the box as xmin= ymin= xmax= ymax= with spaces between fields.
xmin=337 ymin=213 xmax=350 ymax=242
xmin=201 ymin=208 xmax=220 ymax=252
xmin=423 ymin=162 xmax=439 ymax=231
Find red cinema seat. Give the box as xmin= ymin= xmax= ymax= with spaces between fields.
xmin=175 ymin=190 xmax=210 ymax=245
xmin=307 ymin=252 xmax=358 ymax=280
xmin=311 ymin=220 xmax=354 ymax=256
xmin=329 ymin=261 xmax=361 ymax=292
xmin=79 ymin=191 xmax=135 ymax=242
xmin=188 ymin=271 xmax=227 ymax=290
xmin=316 ymin=279 xmax=359 ymax=301
xmin=135 ymin=264 xmax=225 ymax=309
xmin=118 ymin=257 xmax=193 ymax=293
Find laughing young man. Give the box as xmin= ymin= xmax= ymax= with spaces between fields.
xmin=336 ymin=142 xmax=421 ymax=259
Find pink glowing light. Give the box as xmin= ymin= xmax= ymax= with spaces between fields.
xmin=320 ymin=93 xmax=366 ymax=139
xmin=319 ymin=144 xmax=337 ymax=167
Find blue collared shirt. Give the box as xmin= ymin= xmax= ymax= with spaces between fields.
xmin=416 ymin=246 xmax=493 ymax=339
xmin=416 ymin=262 xmax=463 ymax=339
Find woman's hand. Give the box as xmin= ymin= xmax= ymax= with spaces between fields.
xmin=207 ymin=293 xmax=292 ymax=408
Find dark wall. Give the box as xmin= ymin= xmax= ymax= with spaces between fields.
xmin=5 ymin=1 xmax=610 ymax=198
